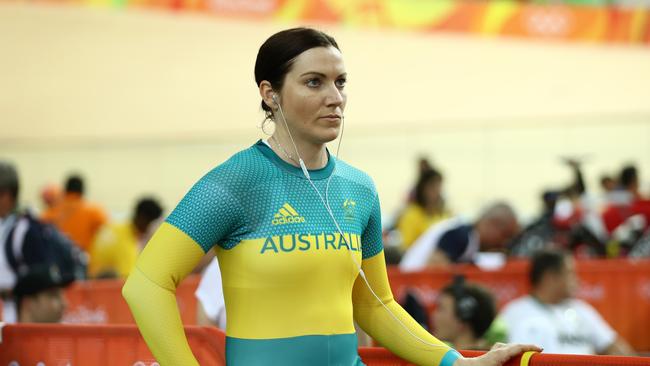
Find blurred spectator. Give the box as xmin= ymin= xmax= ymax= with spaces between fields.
xmin=0 ymin=161 xmax=21 ymax=320
xmin=396 ymin=168 xmax=451 ymax=250
xmin=42 ymin=174 xmax=108 ymax=251
xmin=601 ymin=164 xmax=644 ymax=209
xmin=1 ymin=162 xmax=82 ymax=323
xmin=89 ymin=197 xmax=163 ymax=278
xmin=399 ymin=202 xmax=519 ymax=271
xmin=14 ymin=263 xmax=72 ymax=323
xmin=620 ymin=165 xmax=642 ymax=201
xmin=383 ymin=157 xmax=447 ymax=264
xmin=629 ymin=230 xmax=650 ymax=257
xmin=432 ymin=277 xmax=498 ymax=350
xmin=417 ymin=156 xmax=433 ymax=175
xmin=510 ymin=159 xmax=606 ymax=258
xmin=601 ymin=170 xmax=630 ymax=208
xmin=40 ymin=183 xmax=62 ymax=212
xmin=601 ymin=164 xmax=649 ymax=254
xmin=600 ymin=175 xmax=616 ymax=194
xmin=500 ymin=249 xmax=634 ymax=355
xmin=509 ymin=190 xmax=560 ymax=257
xmin=553 ymin=158 xmax=608 ymax=245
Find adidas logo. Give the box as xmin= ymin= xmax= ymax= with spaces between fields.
xmin=272 ymin=203 xmax=306 ymax=226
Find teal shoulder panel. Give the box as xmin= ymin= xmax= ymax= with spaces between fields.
xmin=166 ymin=145 xmax=278 ymax=251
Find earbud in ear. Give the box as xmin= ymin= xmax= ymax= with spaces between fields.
xmin=271 ymin=93 xmax=279 ymax=105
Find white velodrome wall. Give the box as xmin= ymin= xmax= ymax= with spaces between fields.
xmin=1 ymin=2 xmax=649 ymax=221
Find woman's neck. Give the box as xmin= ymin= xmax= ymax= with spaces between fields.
xmin=423 ymin=202 xmax=442 ymax=215
xmin=270 ymin=131 xmax=327 ymax=170
xmin=532 ymin=288 xmax=562 ymax=305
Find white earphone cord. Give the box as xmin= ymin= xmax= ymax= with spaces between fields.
xmin=274 ymin=101 xmax=447 ymax=350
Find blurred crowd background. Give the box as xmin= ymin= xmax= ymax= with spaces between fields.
xmin=1 ymin=0 xmax=649 ymax=359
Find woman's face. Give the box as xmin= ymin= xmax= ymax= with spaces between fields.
xmin=276 ymin=46 xmax=347 ymax=145
xmin=554 ymin=256 xmax=578 ymax=300
xmin=423 ymin=178 xmax=442 ymax=206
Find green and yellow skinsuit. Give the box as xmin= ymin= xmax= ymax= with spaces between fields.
xmin=123 ymin=140 xmax=461 ymax=366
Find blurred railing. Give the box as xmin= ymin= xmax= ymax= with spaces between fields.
xmin=2 ymin=324 xmax=649 ymax=365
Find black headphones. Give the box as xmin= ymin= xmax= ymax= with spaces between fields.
xmin=452 ymin=275 xmax=478 ymax=322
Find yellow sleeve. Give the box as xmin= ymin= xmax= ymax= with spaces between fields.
xmin=352 ymin=251 xmax=462 ymax=366
xmin=122 ymin=222 xmax=206 ymax=366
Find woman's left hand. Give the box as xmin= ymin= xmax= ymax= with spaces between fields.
xmin=453 ymin=342 xmax=542 ymax=366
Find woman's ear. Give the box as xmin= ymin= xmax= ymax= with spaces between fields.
xmin=259 ymin=81 xmax=277 ymax=110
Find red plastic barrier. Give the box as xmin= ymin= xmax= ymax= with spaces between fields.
xmin=358 ymin=344 xmax=537 ymax=365
xmin=531 ymin=353 xmax=650 ymax=366
xmin=2 ymin=324 xmax=649 ymax=366
xmin=62 ymin=275 xmax=201 ymax=324
xmin=358 ymin=348 xmax=650 ymax=366
xmin=0 ymin=323 xmax=225 ymax=365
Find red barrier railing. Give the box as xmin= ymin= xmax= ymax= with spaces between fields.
xmin=0 ymin=324 xmax=225 ymax=366
xmin=61 ymin=275 xmax=201 ymax=324
xmin=2 ymin=324 xmax=649 ymax=366
xmin=359 ymin=348 xmax=650 ymax=366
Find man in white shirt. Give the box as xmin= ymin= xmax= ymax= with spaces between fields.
xmin=500 ymin=249 xmax=634 ymax=355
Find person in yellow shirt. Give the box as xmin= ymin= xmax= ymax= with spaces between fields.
xmin=398 ymin=168 xmax=451 ymax=250
xmin=41 ymin=175 xmax=108 ymax=252
xmin=89 ymin=198 xmax=163 ymax=278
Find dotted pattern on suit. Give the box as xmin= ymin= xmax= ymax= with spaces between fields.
xmin=166 ymin=141 xmax=384 ymax=259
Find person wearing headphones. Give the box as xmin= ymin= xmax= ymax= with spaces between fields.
xmin=433 ymin=278 xmax=498 ymax=351
xmin=122 ymin=27 xmax=539 ymax=366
